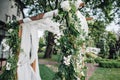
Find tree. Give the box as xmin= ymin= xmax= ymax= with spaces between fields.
xmin=82 ymin=0 xmax=120 ymax=58
xmin=21 ymin=0 xmax=60 ymax=58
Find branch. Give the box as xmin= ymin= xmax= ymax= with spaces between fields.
xmin=48 ymin=0 xmax=54 ymax=10
xmin=55 ymin=0 xmax=58 ymax=9
xmin=15 ymin=0 xmax=26 ymax=18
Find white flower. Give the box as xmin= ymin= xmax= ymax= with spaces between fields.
xmin=81 ymin=71 xmax=85 ymax=76
xmin=8 ymin=29 xmax=13 ymax=33
xmin=56 ymin=42 xmax=60 ymax=46
xmin=6 ymin=62 xmax=11 ymax=70
xmin=76 ymin=77 xmax=80 ymax=80
xmin=54 ymin=38 xmax=60 ymax=45
xmin=60 ymin=1 xmax=71 ymax=12
xmin=1 ymin=39 xmax=10 ymax=52
xmin=63 ymin=55 xmax=72 ymax=66
xmin=60 ymin=25 xmax=66 ymax=30
xmin=54 ymin=39 xmax=58 ymax=43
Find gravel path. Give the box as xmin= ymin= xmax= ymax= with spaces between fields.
xmin=86 ymin=63 xmax=98 ymax=80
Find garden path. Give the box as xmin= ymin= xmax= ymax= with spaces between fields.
xmin=39 ymin=59 xmax=98 ymax=80
xmin=86 ymin=63 xmax=98 ymax=80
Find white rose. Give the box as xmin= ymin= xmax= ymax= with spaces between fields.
xmin=63 ymin=55 xmax=72 ymax=66
xmin=56 ymin=42 xmax=60 ymax=46
xmin=54 ymin=39 xmax=58 ymax=43
xmin=81 ymin=71 xmax=85 ymax=76
xmin=6 ymin=62 xmax=11 ymax=70
xmin=60 ymin=1 xmax=71 ymax=12
xmin=8 ymin=29 xmax=13 ymax=33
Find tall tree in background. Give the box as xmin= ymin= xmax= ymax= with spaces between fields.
xmin=82 ymin=0 xmax=120 ymax=58
xmin=83 ymin=0 xmax=120 ymax=44
xmin=21 ymin=0 xmax=120 ymax=58
xmin=21 ymin=0 xmax=60 ymax=58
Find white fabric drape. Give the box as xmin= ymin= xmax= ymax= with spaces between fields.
xmin=76 ymin=10 xmax=88 ymax=37
xmin=17 ymin=16 xmax=60 ymax=80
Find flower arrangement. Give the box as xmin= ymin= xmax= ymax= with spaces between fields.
xmin=54 ymin=0 xmax=87 ymax=80
xmin=0 ymin=21 xmax=20 ymax=80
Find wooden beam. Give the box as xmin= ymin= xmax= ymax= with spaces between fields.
xmin=18 ymin=13 xmax=44 ymax=24
xmin=31 ymin=60 xmax=36 ymax=72
xmin=79 ymin=2 xmax=85 ymax=7
xmin=86 ymin=17 xmax=93 ymax=21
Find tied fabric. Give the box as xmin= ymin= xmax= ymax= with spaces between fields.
xmin=17 ymin=16 xmax=60 ymax=80
xmin=17 ymin=18 xmax=41 ymax=80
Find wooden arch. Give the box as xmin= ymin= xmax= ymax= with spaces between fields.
xmin=17 ymin=2 xmax=93 ymax=78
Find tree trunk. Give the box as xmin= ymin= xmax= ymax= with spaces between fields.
xmin=43 ymin=32 xmax=55 ymax=58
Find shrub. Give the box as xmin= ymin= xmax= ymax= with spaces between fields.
xmin=98 ymin=60 xmax=120 ymax=68
xmin=94 ymin=57 xmax=103 ymax=63
xmin=86 ymin=58 xmax=95 ymax=63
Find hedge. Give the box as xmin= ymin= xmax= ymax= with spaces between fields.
xmin=98 ymin=60 xmax=120 ymax=68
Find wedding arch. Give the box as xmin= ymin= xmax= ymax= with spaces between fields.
xmin=0 ymin=0 xmax=93 ymax=80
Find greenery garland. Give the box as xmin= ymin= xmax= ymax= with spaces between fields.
xmin=54 ymin=1 xmax=87 ymax=80
xmin=0 ymin=21 xmax=20 ymax=80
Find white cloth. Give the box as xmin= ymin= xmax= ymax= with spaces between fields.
xmin=43 ymin=9 xmax=58 ymax=18
xmin=17 ymin=18 xmax=41 ymax=80
xmin=23 ymin=18 xmax=60 ymax=34
xmin=76 ymin=11 xmax=88 ymax=38
xmin=17 ymin=17 xmax=60 ymax=80
xmin=86 ymin=47 xmax=100 ymax=54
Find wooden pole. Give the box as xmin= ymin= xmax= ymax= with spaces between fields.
xmin=18 ymin=25 xmax=37 ymax=72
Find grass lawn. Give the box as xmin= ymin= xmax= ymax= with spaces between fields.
xmin=38 ymin=53 xmax=61 ymax=62
xmin=39 ymin=64 xmax=55 ymax=80
xmin=89 ymin=68 xmax=120 ymax=80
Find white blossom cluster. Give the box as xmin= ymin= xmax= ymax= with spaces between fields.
xmin=6 ymin=62 xmax=11 ymax=70
xmin=1 ymin=39 xmax=10 ymax=52
xmin=8 ymin=29 xmax=13 ymax=33
xmin=60 ymin=0 xmax=83 ymax=11
xmin=60 ymin=1 xmax=71 ymax=12
xmin=63 ymin=55 xmax=72 ymax=66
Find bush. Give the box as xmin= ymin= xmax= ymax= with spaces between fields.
xmin=98 ymin=60 xmax=120 ymax=68
xmin=94 ymin=57 xmax=103 ymax=63
xmin=86 ymin=58 xmax=95 ymax=63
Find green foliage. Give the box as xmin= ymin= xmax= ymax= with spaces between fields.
xmin=0 ymin=56 xmax=18 ymax=80
xmin=85 ymin=58 xmax=95 ymax=63
xmin=83 ymin=0 xmax=119 ymax=23
xmin=82 ymin=0 xmax=119 ymax=59
xmin=94 ymin=57 xmax=103 ymax=63
xmin=99 ymin=60 xmax=120 ymax=68
xmin=38 ymin=37 xmax=46 ymax=52
xmin=96 ymin=31 xmax=117 ymax=59
xmin=0 ymin=21 xmax=20 ymax=80
xmin=6 ymin=22 xmax=20 ymax=54
xmin=54 ymin=2 xmax=87 ymax=80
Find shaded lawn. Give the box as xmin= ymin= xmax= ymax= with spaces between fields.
xmin=89 ymin=68 xmax=120 ymax=80
xmin=39 ymin=64 xmax=55 ymax=80
xmin=38 ymin=53 xmax=61 ymax=62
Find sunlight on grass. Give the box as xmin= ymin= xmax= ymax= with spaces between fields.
xmin=89 ymin=68 xmax=120 ymax=80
